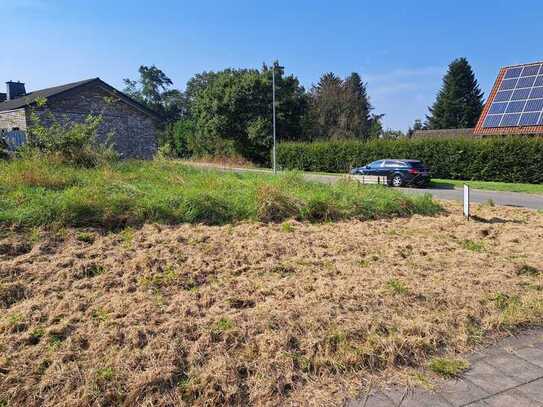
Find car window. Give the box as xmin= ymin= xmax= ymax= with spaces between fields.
xmin=409 ymin=161 xmax=426 ymax=169
xmin=368 ymin=160 xmax=383 ymax=168
xmin=383 ymin=160 xmax=405 ymax=168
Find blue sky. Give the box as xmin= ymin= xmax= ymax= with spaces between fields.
xmin=1 ymin=0 xmax=543 ymax=130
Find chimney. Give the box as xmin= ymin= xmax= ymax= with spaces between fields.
xmin=6 ymin=81 xmax=26 ymax=100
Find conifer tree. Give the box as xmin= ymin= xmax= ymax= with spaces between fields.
xmin=426 ymin=58 xmax=484 ymax=129
xmin=341 ymin=72 xmax=372 ymax=138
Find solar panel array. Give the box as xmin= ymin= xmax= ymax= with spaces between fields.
xmin=483 ymin=63 xmax=543 ymax=128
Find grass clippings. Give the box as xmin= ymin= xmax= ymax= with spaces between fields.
xmin=0 ymin=202 xmax=542 ymax=406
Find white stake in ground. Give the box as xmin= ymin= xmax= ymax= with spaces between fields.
xmin=464 ymin=184 xmax=470 ymax=219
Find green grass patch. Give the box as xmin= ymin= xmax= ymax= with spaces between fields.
xmin=281 ymin=222 xmax=295 ymax=233
xmin=428 ymin=357 xmax=469 ymax=378
xmin=432 ymin=179 xmax=543 ymax=195
xmin=76 ymin=231 xmax=96 ymax=244
xmin=0 ymin=158 xmax=442 ymax=229
xmin=96 ymin=367 xmax=115 ymax=382
xmin=139 ymin=266 xmax=179 ymax=290
xmin=461 ymin=239 xmax=485 ymax=252
xmin=385 ymin=278 xmax=409 ymax=295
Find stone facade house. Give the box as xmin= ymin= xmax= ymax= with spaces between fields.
xmin=0 ymin=78 xmax=161 ymax=158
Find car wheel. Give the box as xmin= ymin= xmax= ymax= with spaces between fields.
xmin=391 ymin=174 xmax=403 ymax=187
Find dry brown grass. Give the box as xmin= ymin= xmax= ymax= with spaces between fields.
xmin=0 ymin=202 xmax=542 ymax=406
xmin=186 ymin=155 xmax=256 ymax=168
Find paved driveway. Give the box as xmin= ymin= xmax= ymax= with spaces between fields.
xmin=183 ymin=162 xmax=543 ymax=210
xmin=347 ymin=329 xmax=543 ymax=406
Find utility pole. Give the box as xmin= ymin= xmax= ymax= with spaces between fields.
xmin=272 ymin=64 xmax=277 ymax=174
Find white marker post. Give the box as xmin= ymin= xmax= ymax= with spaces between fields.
xmin=463 ymin=184 xmax=470 ymax=220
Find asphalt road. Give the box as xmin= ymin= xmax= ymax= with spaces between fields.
xmin=184 ymin=162 xmax=543 ymax=210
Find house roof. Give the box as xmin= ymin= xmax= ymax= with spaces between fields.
xmin=474 ymin=62 xmax=543 ymax=135
xmin=0 ymin=78 xmax=162 ymax=120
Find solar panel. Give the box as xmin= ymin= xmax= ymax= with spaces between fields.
xmin=517 ymin=76 xmax=536 ymax=88
xmin=519 ymin=112 xmax=540 ymax=126
xmin=500 ymin=113 xmax=521 ymax=127
xmin=494 ymin=90 xmax=513 ymax=102
xmin=505 ymin=100 xmax=525 ymax=113
xmin=525 ymin=99 xmax=543 ymax=112
xmin=504 ymin=67 xmax=522 ymax=79
xmin=483 ymin=115 xmax=502 ymax=127
xmin=511 ymin=88 xmax=531 ymax=100
xmin=489 ymin=102 xmax=507 ymax=114
xmin=521 ymin=64 xmax=541 ymax=76
xmin=482 ymin=62 xmax=543 ymax=129
xmin=529 ymin=87 xmax=543 ymax=99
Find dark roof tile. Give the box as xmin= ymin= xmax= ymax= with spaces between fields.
xmin=0 ymin=78 xmax=97 ymax=111
xmin=0 ymin=78 xmax=161 ymax=120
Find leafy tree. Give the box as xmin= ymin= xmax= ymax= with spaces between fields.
xmin=124 ymin=65 xmax=186 ymax=123
xmin=426 ymin=58 xmax=484 ymax=129
xmin=184 ymin=71 xmax=220 ymax=112
xmin=407 ymin=119 xmax=424 ymax=138
xmin=189 ymin=62 xmax=307 ymax=163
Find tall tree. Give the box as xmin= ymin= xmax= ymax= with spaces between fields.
xmin=341 ymin=72 xmax=372 ymax=138
xmin=309 ymin=72 xmax=344 ymax=139
xmin=184 ymin=71 xmax=220 ymax=113
xmin=124 ymin=65 xmax=186 ymax=123
xmin=190 ymin=62 xmax=307 ymax=163
xmin=426 ymin=58 xmax=484 ymax=129
xmin=307 ymin=72 xmax=375 ymax=140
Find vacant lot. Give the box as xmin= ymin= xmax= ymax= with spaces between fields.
xmin=0 ymin=158 xmax=440 ymax=229
xmin=1 ymin=202 xmax=542 ymax=406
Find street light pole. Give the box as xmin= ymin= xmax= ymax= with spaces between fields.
xmin=272 ymin=64 xmax=277 ymax=174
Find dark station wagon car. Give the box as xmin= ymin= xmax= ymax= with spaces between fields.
xmin=350 ymin=159 xmax=431 ymax=187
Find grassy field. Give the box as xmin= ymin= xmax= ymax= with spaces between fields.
xmin=1 ymin=157 xmax=542 ymax=406
xmin=0 ymin=158 xmax=441 ymax=229
xmin=432 ymin=179 xmax=543 ymax=194
xmin=0 ymin=202 xmax=542 ymax=406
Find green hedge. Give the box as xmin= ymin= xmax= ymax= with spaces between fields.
xmin=277 ymin=137 xmax=543 ymax=184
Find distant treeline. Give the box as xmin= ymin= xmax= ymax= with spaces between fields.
xmin=123 ymin=58 xmax=484 ymax=164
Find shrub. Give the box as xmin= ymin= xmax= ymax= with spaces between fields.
xmin=25 ymin=99 xmax=117 ymax=167
xmin=277 ymin=137 xmax=543 ymax=184
xmin=0 ymin=137 xmax=12 ymax=160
